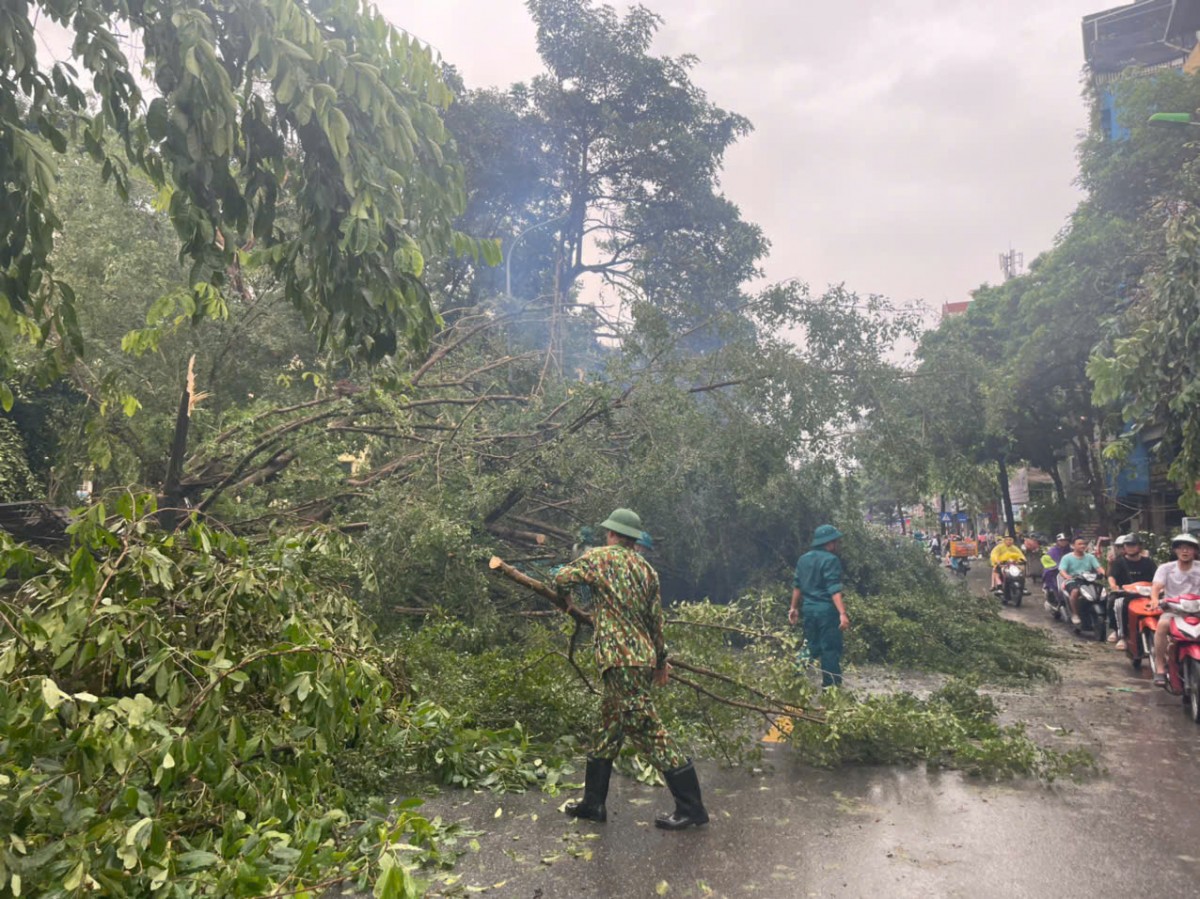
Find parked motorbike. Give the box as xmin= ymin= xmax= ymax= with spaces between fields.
xmin=999 ymin=562 xmax=1026 ymax=608
xmin=1071 ymin=572 xmax=1108 ymax=640
xmin=1159 ymin=594 xmax=1200 ymax=723
xmin=1117 ymin=583 xmax=1157 ymax=671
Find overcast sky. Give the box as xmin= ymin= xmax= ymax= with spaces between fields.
xmin=386 ymin=0 xmax=1105 ymax=314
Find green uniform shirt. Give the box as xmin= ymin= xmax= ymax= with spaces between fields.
xmin=554 ymin=545 xmax=666 ymax=672
xmin=793 ymin=549 xmax=844 ymax=611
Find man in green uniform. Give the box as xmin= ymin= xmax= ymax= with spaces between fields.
xmin=789 ymin=524 xmax=849 ymax=688
xmin=554 ymin=508 xmax=709 ymax=831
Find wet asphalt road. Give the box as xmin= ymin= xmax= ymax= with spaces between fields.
xmin=407 ymin=570 xmax=1200 ymax=898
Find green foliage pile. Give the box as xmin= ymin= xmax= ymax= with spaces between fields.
xmin=845 ymin=584 xmax=1062 ymax=682
xmin=0 ymin=497 xmax=475 ymax=899
xmin=396 ymin=587 xmax=1085 ymax=785
xmin=788 ymin=679 xmax=1097 ymax=781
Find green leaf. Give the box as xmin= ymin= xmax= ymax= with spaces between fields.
xmin=40 ymin=677 xmax=70 ymax=711
xmin=125 ymin=817 xmax=154 ymax=849
xmin=175 ymin=850 xmax=220 ymax=871
xmin=184 ymin=46 xmax=201 ymax=78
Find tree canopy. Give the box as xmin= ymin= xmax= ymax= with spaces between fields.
xmin=2 ymin=0 xmax=499 ymax=405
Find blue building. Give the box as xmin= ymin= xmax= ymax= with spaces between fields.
xmin=1083 ymin=0 xmax=1200 ymax=139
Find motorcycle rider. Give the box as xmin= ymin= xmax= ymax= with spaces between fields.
xmin=1150 ymin=533 xmax=1200 ymax=687
xmin=1108 ymin=533 xmax=1157 ymax=651
xmin=989 ymin=535 xmax=1026 ymax=597
xmin=1043 ymin=533 xmax=1071 ymax=612
xmin=1058 ymin=536 xmax=1105 ymax=627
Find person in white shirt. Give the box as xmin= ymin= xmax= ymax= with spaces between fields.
xmin=1150 ymin=533 xmax=1200 ymax=686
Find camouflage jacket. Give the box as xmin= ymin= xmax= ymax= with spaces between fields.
xmin=554 ymin=545 xmax=667 ymax=671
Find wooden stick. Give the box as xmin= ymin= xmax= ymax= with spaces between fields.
xmin=489 ymin=556 xmax=592 ymax=625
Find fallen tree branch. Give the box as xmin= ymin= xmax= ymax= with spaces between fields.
xmin=671 ymin=674 xmax=824 ymax=725
xmin=488 ymin=557 xmax=825 ymax=726
xmin=665 ymin=619 xmax=785 ymax=644
xmin=670 ymin=659 xmax=821 ymax=721
xmin=487 ymin=525 xmax=547 ymax=546
xmin=518 ymin=650 xmax=600 ymax=695
xmin=508 ymin=516 xmax=575 ymax=543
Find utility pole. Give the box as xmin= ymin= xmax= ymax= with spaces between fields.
xmin=998 ymin=248 xmax=1024 ymax=281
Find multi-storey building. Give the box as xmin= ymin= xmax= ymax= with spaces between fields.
xmin=1083 ymin=0 xmax=1200 ymax=138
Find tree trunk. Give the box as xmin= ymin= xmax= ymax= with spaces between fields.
xmin=997 ymin=452 xmax=1017 ymax=538
xmin=1049 ymin=465 xmax=1066 ymax=506
xmin=1072 ymin=432 xmax=1116 ymax=537
xmin=939 ymin=494 xmax=948 ymax=535
xmin=1047 ymin=465 xmax=1070 ymax=534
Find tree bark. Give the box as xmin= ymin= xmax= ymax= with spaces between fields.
xmin=997 ymin=452 xmax=1016 ymax=538
xmin=1072 ymin=431 xmax=1115 ymax=537
xmin=1047 ymin=465 xmax=1070 ymax=533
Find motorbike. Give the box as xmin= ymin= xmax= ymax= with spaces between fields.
xmin=999 ymin=562 xmax=1026 ymax=608
xmin=1117 ymin=583 xmax=1157 ymax=671
xmin=1071 ymin=571 xmax=1109 ymax=640
xmin=949 ymin=555 xmax=970 ymax=578
xmin=1041 ymin=561 xmax=1060 ymax=611
xmin=1159 ymin=594 xmax=1200 ymax=723
xmin=1050 ymin=572 xmax=1107 ymax=638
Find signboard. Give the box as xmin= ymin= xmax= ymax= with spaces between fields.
xmin=1010 ymin=467 xmax=1030 ymax=505
xmin=940 ymin=513 xmax=953 ymax=524
xmin=950 ymin=539 xmax=977 ymax=558
xmin=956 ymin=512 xmax=969 ymax=523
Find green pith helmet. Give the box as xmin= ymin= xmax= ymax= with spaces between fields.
xmin=600 ymin=508 xmax=644 ymax=540
xmin=810 ymin=524 xmax=844 ymax=548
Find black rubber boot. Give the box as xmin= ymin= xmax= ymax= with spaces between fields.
xmin=654 ymin=760 xmax=709 ymax=830
xmin=565 ymin=756 xmax=612 ymax=822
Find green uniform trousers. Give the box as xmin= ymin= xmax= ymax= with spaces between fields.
xmin=592 ymin=666 xmax=686 ymax=771
xmin=802 ymin=603 xmax=843 ymax=687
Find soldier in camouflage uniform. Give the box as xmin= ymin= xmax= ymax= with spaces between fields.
xmin=554 ymin=508 xmax=709 ymax=830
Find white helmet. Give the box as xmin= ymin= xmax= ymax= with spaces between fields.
xmin=1171 ymin=533 xmax=1200 ymax=548
xmin=1055 ymin=532 xmax=1069 ymax=541
xmin=1114 ymin=534 xmax=1129 ymax=547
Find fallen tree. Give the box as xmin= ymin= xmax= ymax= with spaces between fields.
xmin=481 ymin=554 xmax=1095 ymax=782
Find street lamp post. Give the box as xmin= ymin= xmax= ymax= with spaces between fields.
xmin=506 ymin=214 xmax=565 ymax=297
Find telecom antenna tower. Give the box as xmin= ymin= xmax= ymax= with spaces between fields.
xmin=999 ymin=248 xmax=1024 ymax=281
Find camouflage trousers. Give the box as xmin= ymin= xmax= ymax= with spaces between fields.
xmin=591 ymin=666 xmax=686 ymax=772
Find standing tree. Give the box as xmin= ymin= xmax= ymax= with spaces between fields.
xmin=524 ymin=0 xmax=767 ymax=334
xmin=1 ymin=0 xmax=497 ymax=408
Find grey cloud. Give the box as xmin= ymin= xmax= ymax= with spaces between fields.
xmin=386 ymin=0 xmax=1104 ymax=306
